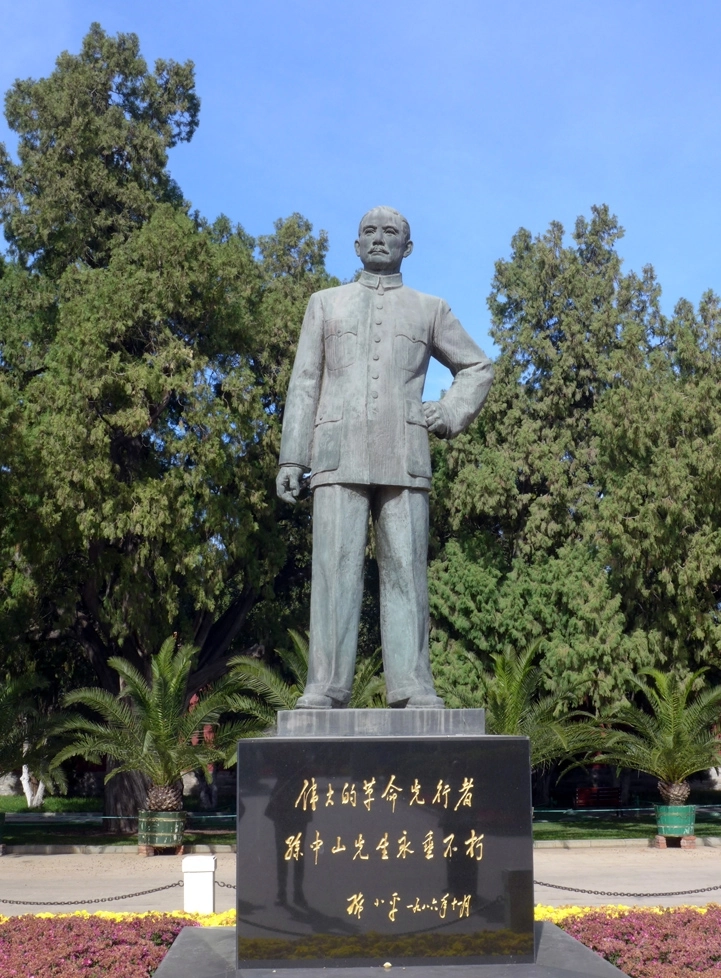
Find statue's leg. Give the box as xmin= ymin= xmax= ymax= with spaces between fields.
xmin=374 ymin=487 xmax=443 ymax=707
xmin=298 ymin=483 xmax=369 ymax=708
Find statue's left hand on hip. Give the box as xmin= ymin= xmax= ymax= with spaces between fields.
xmin=423 ymin=401 xmax=449 ymax=438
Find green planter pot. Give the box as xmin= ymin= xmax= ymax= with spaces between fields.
xmin=137 ymin=810 xmax=186 ymax=848
xmin=655 ymin=804 xmax=696 ymax=837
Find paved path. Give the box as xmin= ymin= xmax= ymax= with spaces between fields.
xmin=534 ymin=845 xmax=721 ymax=907
xmin=0 ymin=847 xmax=719 ymax=914
xmin=0 ymin=852 xmax=238 ymax=915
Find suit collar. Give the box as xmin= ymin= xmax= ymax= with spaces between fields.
xmin=358 ymin=270 xmax=403 ymax=290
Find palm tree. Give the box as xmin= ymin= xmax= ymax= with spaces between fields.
xmin=0 ymin=674 xmax=66 ymax=804
xmin=51 ymin=637 xmax=261 ymax=812
xmin=227 ymin=629 xmax=385 ymax=725
xmin=437 ymin=643 xmax=596 ymax=770
xmin=0 ymin=674 xmax=41 ymax=774
xmin=594 ymin=668 xmax=721 ymax=804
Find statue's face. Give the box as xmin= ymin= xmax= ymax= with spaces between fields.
xmin=355 ymin=208 xmax=413 ymax=274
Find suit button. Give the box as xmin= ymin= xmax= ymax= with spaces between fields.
xmin=375 ymin=302 xmax=383 ymax=310
xmin=374 ymin=335 xmax=381 ymax=343
xmin=375 ymin=319 xmax=382 ymax=325
xmin=371 ymin=372 xmax=379 ymax=379
xmin=371 ymin=391 xmax=379 ymax=399
xmin=373 ymin=353 xmax=379 ymax=360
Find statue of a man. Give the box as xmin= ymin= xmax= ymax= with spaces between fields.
xmin=276 ymin=207 xmax=494 ymax=708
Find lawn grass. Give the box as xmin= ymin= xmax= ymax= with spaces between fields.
xmin=1 ymin=824 xmax=237 ymax=846
xmin=0 ymin=795 xmax=102 ymax=813
xmin=533 ymin=810 xmax=721 ymax=840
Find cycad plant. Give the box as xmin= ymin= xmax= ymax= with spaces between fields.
xmin=437 ymin=643 xmax=596 ymax=770
xmin=51 ymin=637 xmax=261 ymax=811
xmin=227 ymin=629 xmax=385 ymax=725
xmin=594 ymin=668 xmax=721 ymax=804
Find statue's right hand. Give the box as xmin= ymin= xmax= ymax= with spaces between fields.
xmin=276 ymin=464 xmax=305 ymax=504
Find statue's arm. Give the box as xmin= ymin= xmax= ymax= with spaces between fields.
xmin=277 ymin=294 xmax=324 ymax=501
xmin=429 ymin=301 xmax=494 ymax=437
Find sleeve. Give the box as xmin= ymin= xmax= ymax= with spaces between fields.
xmin=278 ymin=292 xmax=324 ymax=468
xmin=430 ymin=300 xmax=494 ymax=438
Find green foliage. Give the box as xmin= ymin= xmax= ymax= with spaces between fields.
xmin=429 ymin=204 xmax=718 ymax=708
xmin=0 ymin=22 xmax=198 ymax=276
xmin=0 ymin=26 xmax=337 ymax=699
xmin=51 ymin=636 xmax=260 ymax=798
xmin=437 ymin=643 xmax=597 ymax=771
xmin=0 ymin=674 xmax=43 ymax=773
xmin=0 ymin=674 xmax=67 ymax=793
xmin=227 ymin=629 xmax=385 ymax=725
xmin=430 ymin=538 xmax=645 ymax=708
xmin=593 ymin=292 xmax=721 ymax=671
xmin=594 ymin=668 xmax=721 ymax=793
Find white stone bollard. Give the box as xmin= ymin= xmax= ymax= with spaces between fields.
xmin=182 ymin=854 xmax=217 ymax=914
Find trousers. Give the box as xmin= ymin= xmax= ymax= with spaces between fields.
xmin=306 ymin=483 xmax=435 ymax=705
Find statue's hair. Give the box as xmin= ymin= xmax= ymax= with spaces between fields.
xmin=358 ymin=206 xmax=411 ymax=244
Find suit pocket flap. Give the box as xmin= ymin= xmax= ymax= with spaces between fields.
xmin=405 ymin=399 xmax=427 ymax=427
xmin=316 ymin=400 xmax=343 ymax=425
xmin=325 ymin=318 xmax=358 ymax=337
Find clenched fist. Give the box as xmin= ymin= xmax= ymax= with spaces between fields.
xmin=276 ymin=464 xmax=305 ymax=503
xmin=422 ymin=400 xmax=450 ymax=438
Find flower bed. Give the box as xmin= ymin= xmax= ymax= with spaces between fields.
xmin=0 ymin=910 xmax=233 ymax=977
xmin=2 ymin=906 xmax=719 ymax=976
xmin=536 ymin=903 xmax=721 ymax=977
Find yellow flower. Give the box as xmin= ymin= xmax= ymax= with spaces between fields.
xmin=0 ymin=909 xmax=237 ymax=926
xmin=534 ymin=903 xmax=710 ymax=923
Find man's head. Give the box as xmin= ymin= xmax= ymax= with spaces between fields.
xmin=355 ymin=206 xmax=413 ymax=275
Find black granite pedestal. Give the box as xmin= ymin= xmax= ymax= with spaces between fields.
xmin=155 ymin=710 xmax=628 ymax=977
xmin=236 ymin=726 xmax=534 ymax=968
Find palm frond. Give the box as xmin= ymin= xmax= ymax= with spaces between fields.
xmin=53 ymin=633 xmax=268 ymax=802
xmin=349 ymin=649 xmax=384 ymax=708
xmin=595 ymin=668 xmax=721 ymax=787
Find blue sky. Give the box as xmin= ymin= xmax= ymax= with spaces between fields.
xmin=1 ymin=1 xmax=720 ymax=397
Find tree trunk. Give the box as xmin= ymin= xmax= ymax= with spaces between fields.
xmin=104 ymin=763 xmax=148 ymax=834
xmin=618 ymin=769 xmax=632 ymax=806
xmin=20 ymin=765 xmax=45 ymax=808
xmin=658 ymin=780 xmax=691 ymax=805
xmin=532 ymin=766 xmax=554 ymax=806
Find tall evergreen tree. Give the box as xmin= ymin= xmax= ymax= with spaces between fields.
xmin=430 ymin=207 xmax=661 ymax=707
xmin=0 ymin=27 xmax=332 ymax=701
xmin=0 ymin=22 xmax=198 ymax=276
xmin=594 ymin=290 xmax=721 ymax=672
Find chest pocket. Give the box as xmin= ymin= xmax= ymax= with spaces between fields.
xmin=324 ymin=319 xmax=358 ymax=371
xmin=394 ymin=325 xmax=428 ymax=374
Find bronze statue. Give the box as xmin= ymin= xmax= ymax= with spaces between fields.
xmin=277 ymin=207 xmax=494 ymax=708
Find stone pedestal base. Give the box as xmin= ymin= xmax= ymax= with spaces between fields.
xmin=154 ymin=923 xmax=629 ymax=977
xmin=277 ymin=708 xmax=485 ymax=738
xmin=653 ymin=834 xmax=696 ymax=849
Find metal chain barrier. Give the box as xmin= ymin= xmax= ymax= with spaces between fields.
xmin=0 ymin=881 xmax=183 ymax=907
xmin=534 ymin=879 xmax=721 ymax=898
xmin=215 ymin=880 xmax=236 ymax=889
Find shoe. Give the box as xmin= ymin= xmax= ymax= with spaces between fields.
xmin=295 ymin=692 xmax=344 ymax=709
xmin=405 ymin=692 xmax=445 ymax=709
